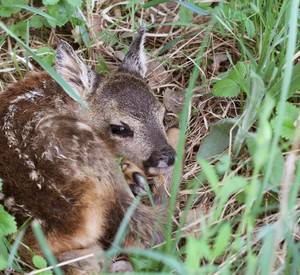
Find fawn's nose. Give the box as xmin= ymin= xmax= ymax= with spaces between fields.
xmin=143 ymin=146 xmax=176 ymax=173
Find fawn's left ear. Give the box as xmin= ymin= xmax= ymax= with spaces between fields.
xmin=56 ymin=40 xmax=97 ymax=99
xmin=119 ymin=23 xmax=147 ymax=78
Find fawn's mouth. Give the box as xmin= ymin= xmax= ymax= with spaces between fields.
xmin=145 ymin=164 xmax=174 ymax=175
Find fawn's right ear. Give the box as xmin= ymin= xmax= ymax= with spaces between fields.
xmin=56 ymin=40 xmax=97 ymax=99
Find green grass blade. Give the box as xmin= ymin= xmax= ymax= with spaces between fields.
xmin=175 ymin=1 xmax=211 ymax=15
xmin=31 ymin=221 xmax=63 ymax=275
xmin=5 ymin=227 xmax=26 ymax=274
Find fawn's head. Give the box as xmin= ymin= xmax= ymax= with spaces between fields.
xmin=56 ymin=24 xmax=175 ymax=175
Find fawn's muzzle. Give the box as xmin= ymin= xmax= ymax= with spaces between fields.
xmin=143 ymin=147 xmax=176 ymax=175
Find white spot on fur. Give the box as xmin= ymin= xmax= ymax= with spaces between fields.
xmin=0 ymin=192 xmax=4 ymax=200
xmin=30 ymin=170 xmax=39 ymax=180
xmin=76 ymin=122 xmax=92 ymax=132
xmin=2 ymin=91 xmax=45 ymax=188
xmin=49 ymin=183 xmax=70 ymax=203
xmin=4 ymin=197 xmax=15 ymax=208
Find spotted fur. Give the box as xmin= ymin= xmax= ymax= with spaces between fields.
xmin=0 ymin=25 xmax=178 ymax=273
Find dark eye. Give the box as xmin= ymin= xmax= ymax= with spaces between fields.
xmin=110 ymin=124 xmax=133 ymax=138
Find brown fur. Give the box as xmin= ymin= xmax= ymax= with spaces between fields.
xmin=0 ymin=24 xmax=179 ymax=273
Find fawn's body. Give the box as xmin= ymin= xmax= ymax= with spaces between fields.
xmin=0 ymin=25 xmax=178 ymax=273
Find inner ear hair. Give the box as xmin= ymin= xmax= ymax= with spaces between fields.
xmin=56 ymin=40 xmax=97 ymax=99
xmin=119 ymin=23 xmax=147 ymax=78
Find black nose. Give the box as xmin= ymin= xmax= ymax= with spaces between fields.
xmin=143 ymin=147 xmax=176 ymax=169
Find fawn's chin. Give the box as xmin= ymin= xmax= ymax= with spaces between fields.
xmin=146 ymin=165 xmax=174 ymax=176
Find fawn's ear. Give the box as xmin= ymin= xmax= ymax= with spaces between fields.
xmin=119 ymin=23 xmax=147 ymax=78
xmin=56 ymin=40 xmax=97 ymax=99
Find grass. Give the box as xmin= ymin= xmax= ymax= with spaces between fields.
xmin=0 ymin=0 xmax=299 ymax=274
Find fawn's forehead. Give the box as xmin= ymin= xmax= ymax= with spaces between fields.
xmin=99 ymin=73 xmax=164 ymax=118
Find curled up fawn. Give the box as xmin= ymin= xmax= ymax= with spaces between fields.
xmin=0 ymin=23 xmax=180 ymax=273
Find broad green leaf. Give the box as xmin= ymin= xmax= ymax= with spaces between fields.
xmin=30 ymin=15 xmax=44 ymax=28
xmin=42 ymin=0 xmax=59 ymax=5
xmin=0 ymin=0 xmax=28 ymax=16
xmin=0 ymin=205 xmax=17 ymax=237
xmin=228 ymin=61 xmax=247 ymax=83
xmin=33 ymin=255 xmax=47 ymax=269
xmin=46 ymin=1 xmax=74 ymax=27
xmin=9 ymin=21 xmax=27 ymax=39
xmin=212 ymin=78 xmax=240 ymax=97
xmin=0 ymin=254 xmax=7 ymax=271
xmin=198 ymin=118 xmax=238 ymax=159
xmin=245 ymin=18 xmax=255 ymax=39
xmin=95 ymin=56 xmax=111 ymax=74
xmin=175 ymin=1 xmax=211 ymax=15
xmin=271 ymin=117 xmax=296 ymax=140
xmin=212 ymin=223 xmax=231 ymax=258
xmin=67 ymin=0 xmax=82 ymax=7
xmin=275 ymin=101 xmax=298 ymax=121
xmin=185 ymin=237 xmax=211 ymax=270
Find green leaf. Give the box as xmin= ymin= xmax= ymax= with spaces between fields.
xmin=0 ymin=0 xmax=28 ymax=16
xmin=185 ymin=237 xmax=211 ymax=270
xmin=276 ymin=101 xmax=298 ymax=121
xmin=212 ymin=223 xmax=231 ymax=258
xmin=271 ymin=117 xmax=296 ymax=140
xmin=0 ymin=254 xmax=7 ymax=271
xmin=0 ymin=205 xmax=17 ymax=237
xmin=212 ymin=78 xmax=240 ymax=97
xmin=245 ymin=18 xmax=255 ymax=39
xmin=9 ymin=21 xmax=27 ymax=40
xmin=95 ymin=56 xmax=111 ymax=74
xmin=33 ymin=255 xmax=47 ymax=269
xmin=67 ymin=0 xmax=82 ymax=7
xmin=46 ymin=1 xmax=74 ymax=27
xmin=228 ymin=61 xmax=247 ymax=84
xmin=270 ymin=102 xmax=298 ymax=140
xmin=198 ymin=118 xmax=238 ymax=160
xmin=42 ymin=0 xmax=59 ymax=5
xmin=30 ymin=15 xmax=44 ymax=28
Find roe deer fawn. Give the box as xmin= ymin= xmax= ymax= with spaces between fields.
xmin=0 ymin=23 xmax=179 ymax=273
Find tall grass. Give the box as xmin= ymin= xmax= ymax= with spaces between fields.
xmin=0 ymin=0 xmax=299 ymax=274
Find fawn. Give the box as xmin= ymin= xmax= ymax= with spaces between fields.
xmin=0 ymin=24 xmax=179 ymax=273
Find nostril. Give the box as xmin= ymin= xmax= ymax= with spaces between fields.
xmin=160 ymin=148 xmax=176 ymax=165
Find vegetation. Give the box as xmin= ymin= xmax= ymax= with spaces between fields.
xmin=0 ymin=0 xmax=299 ymax=274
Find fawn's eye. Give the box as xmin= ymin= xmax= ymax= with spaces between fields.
xmin=110 ymin=124 xmax=133 ymax=138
